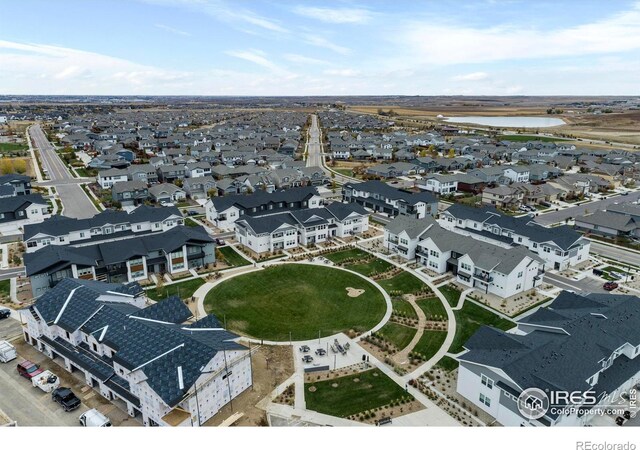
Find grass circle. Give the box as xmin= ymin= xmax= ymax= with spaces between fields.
xmin=204 ymin=264 xmax=387 ymax=341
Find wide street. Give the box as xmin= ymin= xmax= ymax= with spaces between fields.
xmin=29 ymin=124 xmax=98 ymax=219
xmin=533 ymin=192 xmax=640 ymax=226
xmin=590 ymin=241 xmax=640 ymax=267
xmin=306 ymin=114 xmax=357 ymax=185
xmin=543 ymin=272 xmax=607 ymax=294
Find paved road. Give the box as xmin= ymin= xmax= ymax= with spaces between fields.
xmin=29 ymin=124 xmax=98 ymax=219
xmin=544 ymin=272 xmax=607 ymax=294
xmin=0 ymin=268 xmax=25 ymax=281
xmin=590 ymin=241 xmax=640 ymax=267
xmin=306 ymin=114 xmax=357 ymax=185
xmin=534 ymin=192 xmax=640 ymax=226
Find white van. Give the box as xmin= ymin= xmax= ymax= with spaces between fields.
xmin=79 ymin=409 xmax=112 ymax=427
xmin=0 ymin=341 xmax=17 ymax=363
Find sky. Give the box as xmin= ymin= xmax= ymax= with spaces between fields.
xmin=1 ymin=0 xmax=640 ymax=96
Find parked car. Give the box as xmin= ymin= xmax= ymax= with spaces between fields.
xmin=301 ymin=355 xmax=313 ymax=363
xmin=0 ymin=341 xmax=17 ymax=363
xmin=17 ymin=360 xmax=44 ymax=379
xmin=299 ymin=345 xmax=310 ymax=353
xmin=79 ymin=409 xmax=111 ymax=427
xmin=0 ymin=308 xmax=10 ymax=319
xmin=215 ymin=238 xmax=226 ymax=245
xmin=52 ymin=387 xmax=81 ymax=412
xmin=187 ymin=210 xmax=199 ymax=216
xmin=621 ymin=191 xmax=629 ymax=196
xmin=604 ymin=282 xmax=619 ymax=291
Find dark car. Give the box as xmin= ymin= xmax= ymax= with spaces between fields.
xmin=604 ymin=282 xmax=619 ymax=291
xmin=52 ymin=387 xmax=81 ymax=412
xmin=215 ymin=238 xmax=226 ymax=245
xmin=17 ymin=360 xmax=44 ymax=379
xmin=0 ymin=308 xmax=10 ymax=319
xmin=188 ymin=210 xmax=199 ymax=216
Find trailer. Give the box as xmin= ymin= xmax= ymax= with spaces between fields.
xmin=32 ymin=370 xmax=60 ymax=393
xmin=0 ymin=341 xmax=17 ymax=363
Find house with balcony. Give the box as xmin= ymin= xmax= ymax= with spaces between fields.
xmin=383 ymin=215 xmax=437 ymax=260
xmin=22 ymin=278 xmax=251 ymax=427
xmin=440 ymin=204 xmax=590 ymax=270
xmin=457 ymin=291 xmax=640 ymax=426
xmin=25 ymin=224 xmax=215 ymax=297
xmin=416 ymin=224 xmax=544 ymax=298
xmin=342 ymin=180 xmax=437 ymax=219
xmin=205 ymin=186 xmax=323 ymax=230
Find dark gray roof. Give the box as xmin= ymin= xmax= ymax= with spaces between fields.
xmin=460 ymin=291 xmax=640 ymax=417
xmin=0 ymin=194 xmax=47 ymax=214
xmin=385 ymin=215 xmax=436 ymax=239
xmin=345 ymin=180 xmax=436 ymax=206
xmin=211 ymin=186 xmax=319 ymax=212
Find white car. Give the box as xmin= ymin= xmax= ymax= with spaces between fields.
xmin=79 ymin=409 xmax=112 ymax=427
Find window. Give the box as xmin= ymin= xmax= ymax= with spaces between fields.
xmin=479 ymin=393 xmax=491 ymax=407
xmin=516 ymin=284 xmax=522 ymax=290
xmin=460 ymin=262 xmax=471 ymax=272
xmin=80 ymin=232 xmax=85 ymax=238
xmin=517 ymin=271 xmax=523 ymax=278
xmin=481 ymin=374 xmax=494 ymax=389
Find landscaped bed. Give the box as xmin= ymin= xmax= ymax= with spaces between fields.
xmin=438 ymin=285 xmax=462 ymax=307
xmin=217 ymin=246 xmax=251 ymax=267
xmin=416 ymin=296 xmax=447 ymax=320
xmin=305 ymin=368 xmax=411 ymax=418
xmin=146 ymin=278 xmax=205 ymax=301
xmin=410 ymin=330 xmax=447 ymax=362
xmin=391 ymin=298 xmax=418 ymax=319
xmin=204 ymin=264 xmax=387 ymax=341
xmin=450 ymin=302 xmax=514 ymax=353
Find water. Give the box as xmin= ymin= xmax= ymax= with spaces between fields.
xmin=443 ymin=116 xmax=565 ymax=128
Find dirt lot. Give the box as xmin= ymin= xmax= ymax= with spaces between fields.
xmin=203 ymin=344 xmax=294 ymax=426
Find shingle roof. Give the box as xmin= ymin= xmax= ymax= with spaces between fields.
xmin=211 ymin=186 xmax=319 ymax=212
xmin=0 ymin=194 xmax=47 ymax=214
xmin=385 ymin=215 xmax=436 ymax=239
xmin=345 ymin=180 xmax=436 ymax=206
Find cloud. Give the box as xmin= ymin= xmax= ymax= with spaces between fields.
xmin=283 ymin=53 xmax=329 ymax=65
xmin=141 ymin=0 xmax=288 ymax=34
xmin=293 ymin=6 xmax=373 ymax=24
xmin=154 ymin=23 xmax=192 ymax=36
xmin=452 ymin=72 xmax=489 ymax=81
xmin=323 ymin=68 xmax=362 ymax=77
xmin=303 ymin=36 xmax=350 ymax=55
xmin=225 ymin=49 xmax=281 ymax=71
xmin=402 ymin=2 xmax=640 ymax=65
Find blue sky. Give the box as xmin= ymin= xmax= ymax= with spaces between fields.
xmin=1 ymin=0 xmax=639 ymax=95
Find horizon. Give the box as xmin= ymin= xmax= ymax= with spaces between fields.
xmin=1 ymin=1 xmax=640 ymax=96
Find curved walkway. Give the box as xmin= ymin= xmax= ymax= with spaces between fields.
xmin=192 ymin=260 xmax=393 ymax=346
xmin=391 ymin=296 xmax=427 ymax=365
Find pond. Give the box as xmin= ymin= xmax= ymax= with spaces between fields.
xmin=443 ymin=116 xmax=565 ymax=128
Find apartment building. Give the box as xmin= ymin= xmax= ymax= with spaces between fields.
xmin=342 ymin=180 xmax=437 ymax=219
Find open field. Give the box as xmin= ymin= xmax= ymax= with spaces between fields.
xmin=204 ymin=264 xmax=387 ymax=341
xmin=305 ymin=368 xmax=409 ymax=418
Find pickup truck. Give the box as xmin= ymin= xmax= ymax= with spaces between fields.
xmin=52 ymin=387 xmax=81 ymax=412
xmin=0 ymin=341 xmax=17 ymax=363
xmin=32 ymin=370 xmax=60 ymax=393
xmin=17 ymin=360 xmax=43 ymax=379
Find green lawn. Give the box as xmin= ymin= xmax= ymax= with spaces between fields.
xmin=438 ymin=285 xmax=462 ymax=307
xmin=0 ymin=142 xmax=28 ymax=153
xmin=391 ymin=298 xmax=418 ymax=319
xmin=75 ymin=167 xmax=98 ymax=178
xmin=333 ymin=168 xmax=353 ymax=177
xmin=0 ymin=279 xmax=10 ymax=299
xmin=378 ymin=271 xmax=425 ymax=296
xmin=217 ymin=246 xmax=251 ymax=267
xmin=436 ymin=356 xmax=460 ymax=372
xmin=456 ymin=195 xmax=482 ymax=206
xmin=346 ymin=258 xmax=392 ymax=277
xmin=416 ymin=296 xmax=447 ymax=320
xmin=497 ymin=134 xmax=571 ymax=142
xmin=324 ymin=248 xmax=369 ymax=264
xmin=205 ymin=264 xmax=387 ymax=341
xmin=305 ymin=368 xmax=409 ymax=418
xmin=378 ymin=322 xmax=417 ymax=351
xmin=450 ymin=302 xmax=514 ymax=354
xmin=412 ymin=330 xmax=447 ymax=361
xmin=184 ymin=218 xmax=199 ymax=227
xmin=146 ymin=278 xmax=205 ymax=301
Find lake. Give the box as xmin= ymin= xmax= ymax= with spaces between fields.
xmin=443 ymin=116 xmax=565 ymax=128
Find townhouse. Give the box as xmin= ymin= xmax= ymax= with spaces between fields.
xmin=205 ymin=186 xmax=324 ymax=230
xmin=440 ymin=204 xmax=590 ymax=270
xmin=23 ymin=205 xmax=184 ymax=253
xmin=111 ymin=180 xmax=149 ymax=207
xmin=235 ymin=202 xmax=369 ymax=254
xmin=0 ymin=193 xmax=50 ymax=225
xmin=383 ymin=215 xmax=437 ymax=259
xmin=25 ymin=224 xmax=215 ymax=297
xmin=416 ymin=174 xmax=459 ymax=195
xmin=0 ymin=173 xmax=32 ymax=195
xmin=458 ymin=291 xmax=640 ymax=426
xmin=23 ymin=278 xmax=251 ymax=427
xmin=183 ymin=176 xmax=217 ymax=200
xmin=342 ymin=180 xmax=438 ymax=219
xmin=416 ymin=224 xmax=544 ymax=298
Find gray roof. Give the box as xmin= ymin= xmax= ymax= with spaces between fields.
xmin=211 ymin=186 xmax=319 ymax=212
xmin=344 ymin=180 xmax=436 ymax=206
xmin=0 ymin=194 xmax=47 ymax=214
xmin=111 ymin=180 xmax=148 ymax=194
xmin=385 ymin=215 xmax=436 ymax=239
xmin=575 ymin=210 xmax=637 ymax=232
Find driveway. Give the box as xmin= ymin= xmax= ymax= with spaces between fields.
xmin=0 ymin=315 xmax=22 ymax=341
xmin=544 ymin=272 xmax=607 ymax=294
xmin=534 ymin=192 xmax=640 ymax=226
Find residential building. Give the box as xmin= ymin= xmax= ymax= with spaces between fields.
xmin=149 ymin=183 xmax=186 ymax=204
xmin=342 ymin=180 xmax=437 ymax=219
xmin=205 ymin=186 xmax=323 ymax=230
xmin=383 ymin=215 xmax=437 ymax=259
xmin=112 ymin=180 xmax=149 ymax=207
xmin=416 ymin=224 xmax=544 ymax=298
xmin=574 ymin=210 xmax=639 ymax=238
xmin=0 ymin=193 xmax=49 ymax=225
xmin=458 ymin=291 xmax=640 ymax=426
xmin=23 ymin=278 xmax=251 ymax=427
xmin=416 ymin=174 xmax=459 ymax=195
xmin=440 ymin=204 xmax=590 ymax=270
xmin=183 ymin=176 xmax=217 ymax=200
xmin=0 ymin=173 xmax=32 ymax=195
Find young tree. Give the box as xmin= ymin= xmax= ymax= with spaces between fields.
xmin=13 ymin=159 xmax=27 ymax=174
xmin=0 ymin=159 xmax=14 ymax=174
xmin=447 ymin=148 xmax=456 ymax=158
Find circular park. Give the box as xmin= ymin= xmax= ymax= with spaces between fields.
xmin=204 ymin=263 xmax=388 ymax=341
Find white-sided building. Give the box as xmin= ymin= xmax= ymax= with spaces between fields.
xmin=235 ymin=202 xmax=369 ymax=254
xmin=416 ymin=174 xmax=459 ymax=195
xmin=440 ymin=204 xmax=590 ymax=271
xmin=383 ymin=215 xmax=437 ymax=260
xmin=22 ymin=278 xmax=252 ymax=427
xmin=416 ymin=223 xmax=544 ymax=298
xmin=205 ymin=186 xmax=323 ymax=230
xmin=342 ymin=180 xmax=438 ymax=219
xmin=457 ymin=291 xmax=640 ymax=427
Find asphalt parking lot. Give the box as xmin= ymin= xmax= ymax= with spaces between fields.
xmin=544 ymin=272 xmax=608 ymax=294
xmin=0 ymin=315 xmax=22 ymax=341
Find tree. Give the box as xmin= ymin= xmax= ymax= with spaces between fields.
xmin=0 ymin=159 xmax=13 ymax=175
xmin=447 ymin=148 xmax=456 ymax=158
xmin=13 ymin=159 xmax=27 ymax=174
